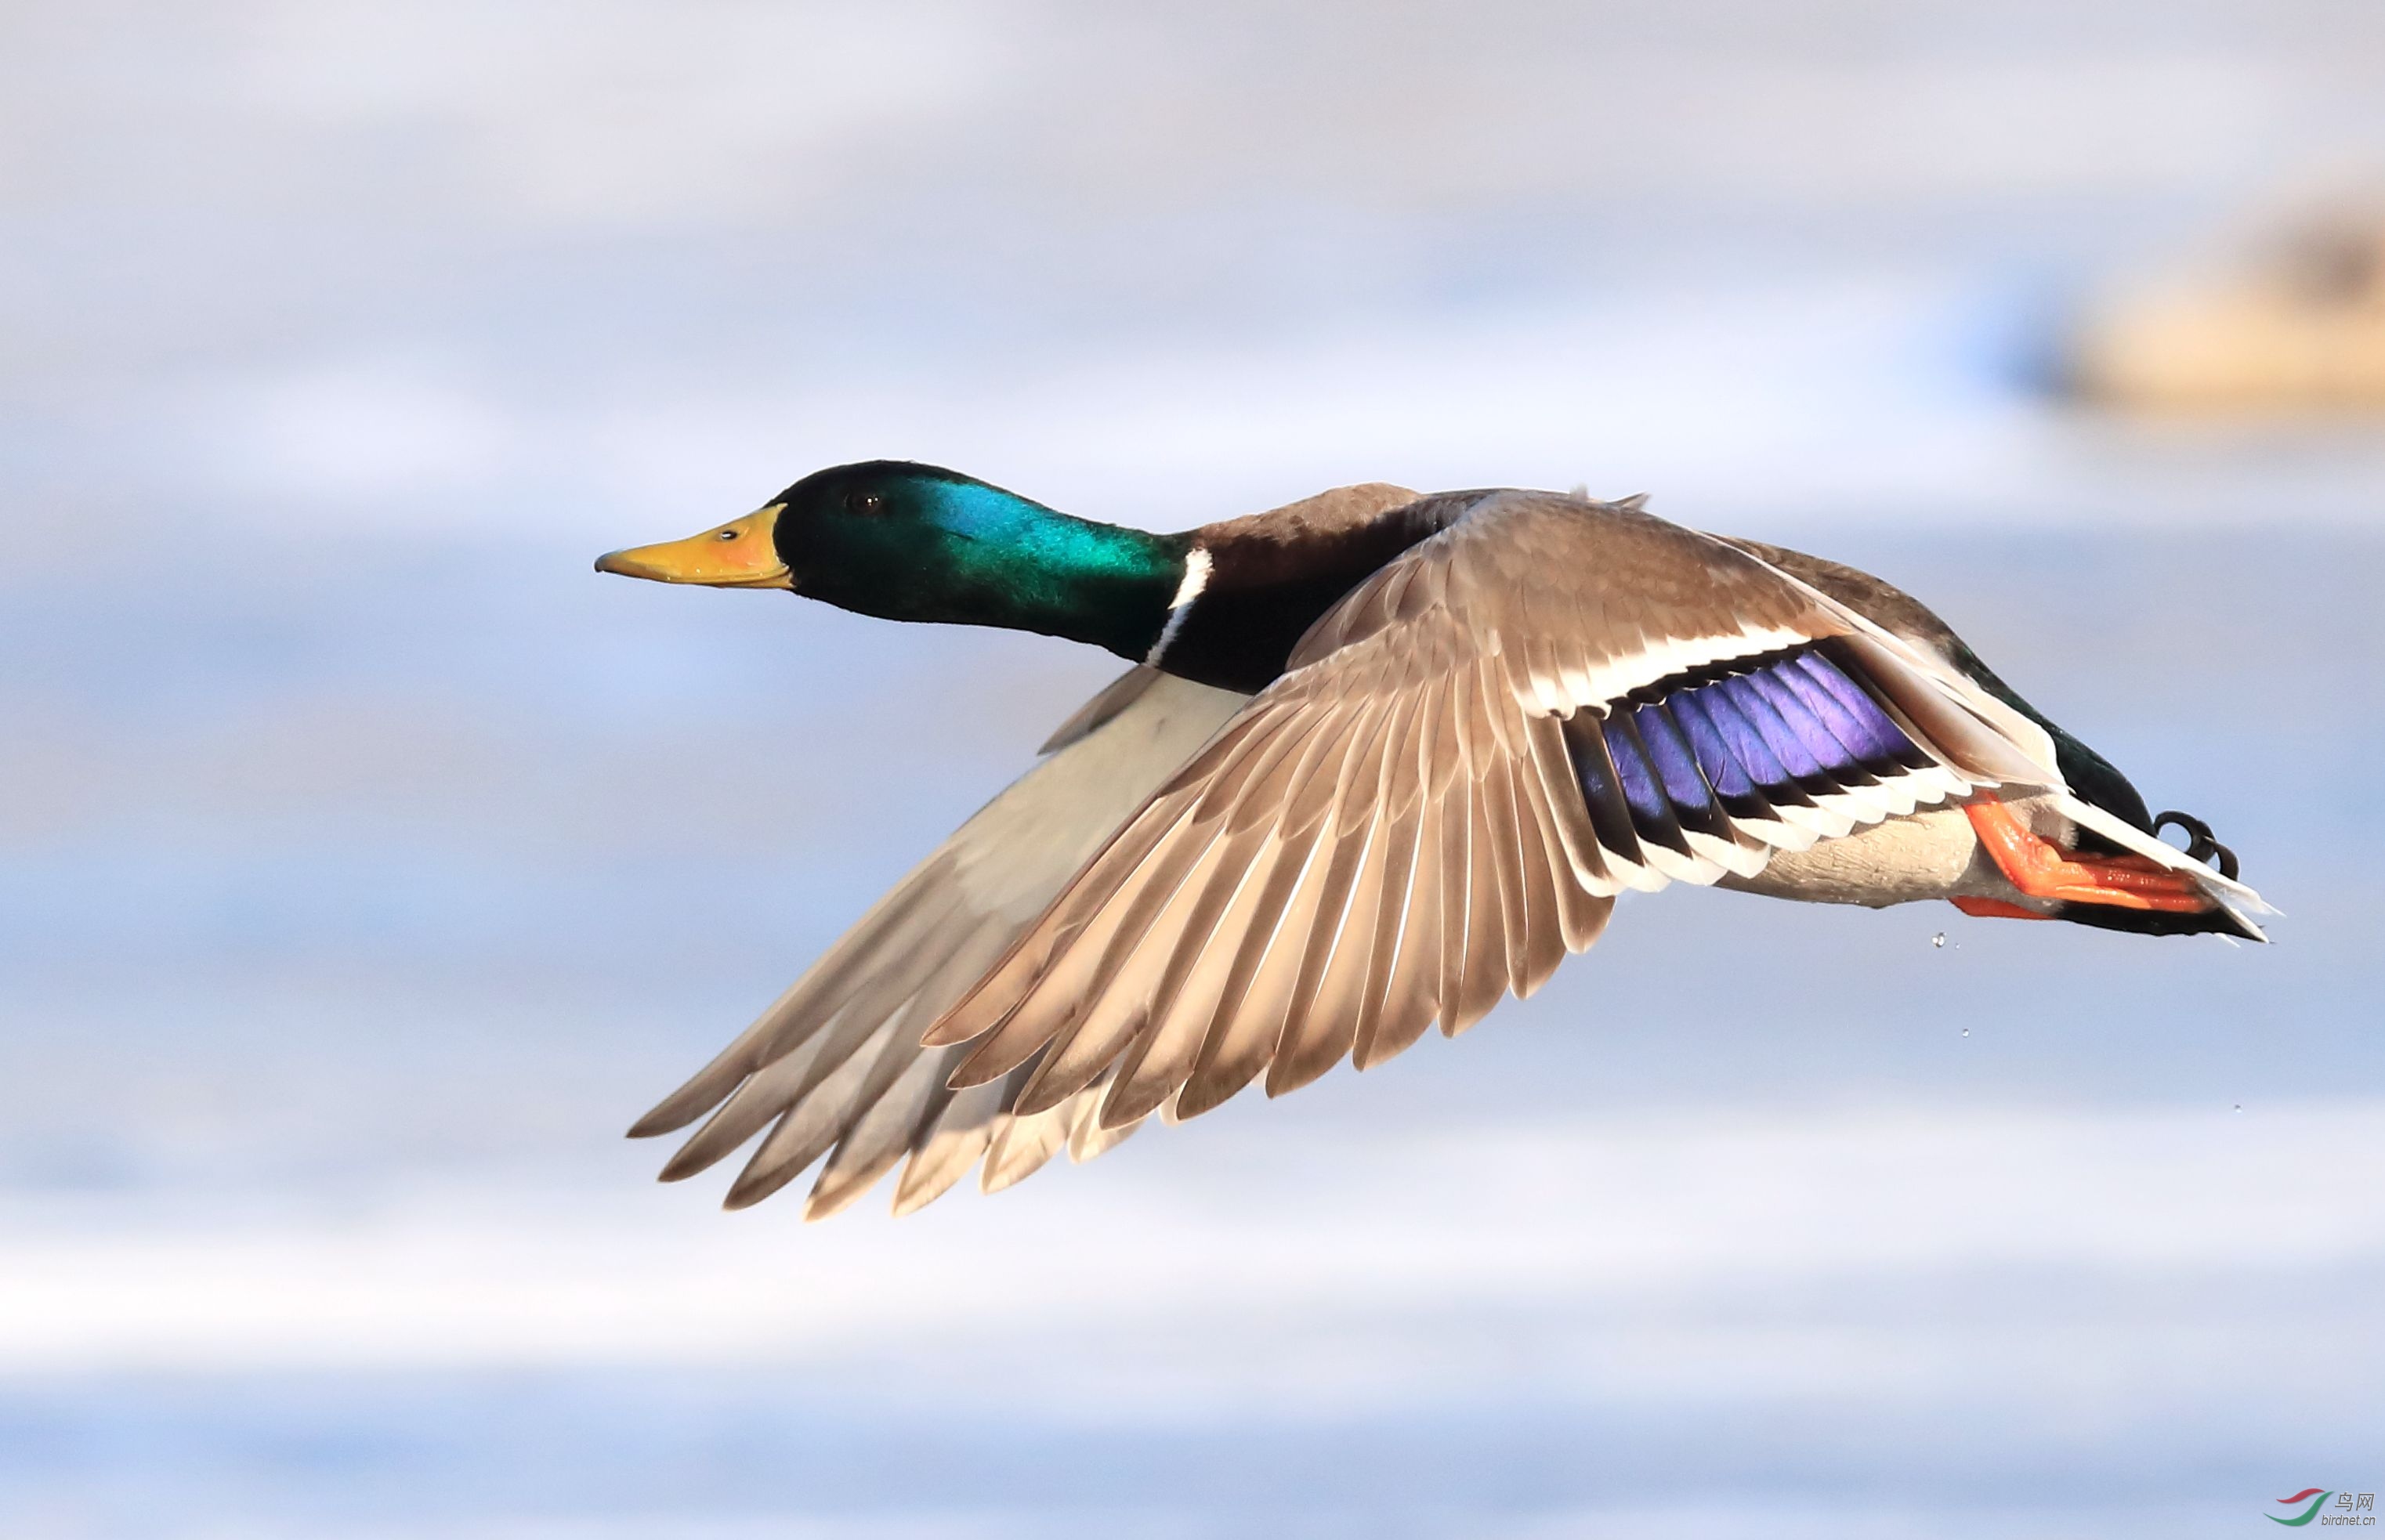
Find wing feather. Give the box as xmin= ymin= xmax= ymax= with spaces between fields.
xmin=889 ymin=1072 xmax=1014 ymax=1216
xmin=917 ymin=490 xmax=2056 ymax=1128
xmin=632 ymin=666 xmax=1247 ymax=1214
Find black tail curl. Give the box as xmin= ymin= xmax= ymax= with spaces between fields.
xmin=2153 ymin=810 xmax=2240 ymax=881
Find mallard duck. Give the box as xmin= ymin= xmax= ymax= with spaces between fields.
xmin=596 ymin=462 xmax=2267 ymax=1218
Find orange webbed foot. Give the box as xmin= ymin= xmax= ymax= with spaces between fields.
xmin=1949 ymin=895 xmax=2049 ymax=921
xmin=1963 ymin=797 xmax=2212 ymax=915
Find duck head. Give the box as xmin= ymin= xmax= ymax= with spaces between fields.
xmin=597 ymin=461 xmax=1188 ymax=655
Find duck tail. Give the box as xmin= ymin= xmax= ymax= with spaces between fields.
xmin=2054 ymin=793 xmax=2274 ymax=941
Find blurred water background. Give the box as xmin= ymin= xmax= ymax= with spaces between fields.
xmin=4 ymin=3 xmax=2383 ymax=1536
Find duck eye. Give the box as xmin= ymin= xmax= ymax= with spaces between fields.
xmin=715 ymin=529 xmax=739 ymax=541
xmin=848 ymin=490 xmax=885 ymax=515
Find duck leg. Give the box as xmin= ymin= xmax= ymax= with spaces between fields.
xmin=1948 ymin=895 xmax=2048 ymax=920
xmin=1958 ymin=797 xmax=2210 ymax=915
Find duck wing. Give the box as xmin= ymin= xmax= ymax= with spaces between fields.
xmin=919 ymin=490 xmax=2177 ymax=1133
xmin=628 ymin=664 xmax=1248 ymax=1216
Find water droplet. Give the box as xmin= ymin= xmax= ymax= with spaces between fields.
xmin=1931 ymin=932 xmax=1946 ymax=949
xmin=1960 ymin=1027 xmax=1970 ymax=1037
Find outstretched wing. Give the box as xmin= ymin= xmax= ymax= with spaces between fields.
xmin=629 ymin=666 xmax=1247 ymax=1216
xmin=920 ymin=491 xmax=2079 ymax=1132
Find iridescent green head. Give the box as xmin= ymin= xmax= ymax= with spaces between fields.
xmin=597 ymin=461 xmax=1189 ymax=659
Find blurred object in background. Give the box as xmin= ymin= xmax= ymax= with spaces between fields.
xmin=2074 ymin=193 xmax=2385 ymax=411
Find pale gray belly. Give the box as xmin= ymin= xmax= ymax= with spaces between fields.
xmin=1719 ymin=797 xmax=2071 ymax=909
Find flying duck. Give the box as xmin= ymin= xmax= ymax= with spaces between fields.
xmin=595 ymin=462 xmax=2267 ymax=1219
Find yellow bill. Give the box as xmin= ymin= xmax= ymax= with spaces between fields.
xmin=595 ymin=504 xmax=791 ymax=588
